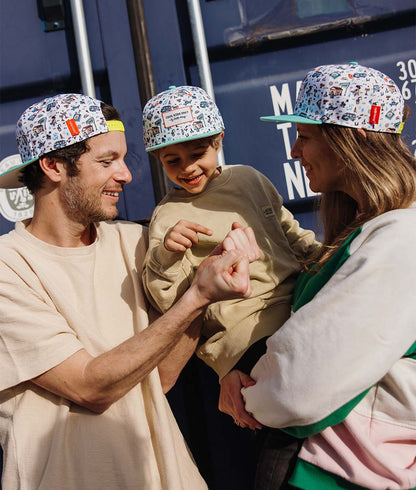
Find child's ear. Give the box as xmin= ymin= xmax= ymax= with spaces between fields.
xmin=217 ymin=131 xmax=225 ymax=152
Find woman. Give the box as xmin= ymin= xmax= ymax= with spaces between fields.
xmin=220 ymin=62 xmax=416 ymax=489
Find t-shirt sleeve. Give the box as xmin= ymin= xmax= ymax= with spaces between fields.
xmin=0 ymin=260 xmax=84 ymax=391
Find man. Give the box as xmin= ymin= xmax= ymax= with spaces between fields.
xmin=0 ymin=93 xmax=259 ymax=489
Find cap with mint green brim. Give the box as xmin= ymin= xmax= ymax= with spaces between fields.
xmin=142 ymin=85 xmax=224 ymax=152
xmin=0 ymin=93 xmax=125 ymax=189
xmin=260 ymin=115 xmax=322 ymax=124
xmin=0 ymin=154 xmax=28 ymax=189
xmin=260 ymin=62 xmax=404 ymax=134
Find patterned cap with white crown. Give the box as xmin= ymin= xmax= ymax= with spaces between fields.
xmin=261 ymin=62 xmax=404 ymax=134
xmin=0 ymin=93 xmax=125 ymax=189
xmin=142 ymin=85 xmax=224 ymax=151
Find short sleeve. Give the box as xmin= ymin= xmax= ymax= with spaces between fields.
xmin=0 ymin=260 xmax=83 ymax=390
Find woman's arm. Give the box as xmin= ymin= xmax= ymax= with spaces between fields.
xmin=243 ymin=212 xmax=416 ymax=428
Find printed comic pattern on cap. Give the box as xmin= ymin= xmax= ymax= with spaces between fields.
xmin=294 ymin=63 xmax=404 ymax=133
xmin=142 ymin=86 xmax=224 ymax=151
xmin=16 ymin=93 xmax=109 ymax=164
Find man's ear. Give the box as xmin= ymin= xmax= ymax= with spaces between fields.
xmin=357 ymin=128 xmax=367 ymax=139
xmin=38 ymin=156 xmax=65 ymax=183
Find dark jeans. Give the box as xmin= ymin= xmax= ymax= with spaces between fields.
xmin=253 ymin=428 xmax=304 ymax=489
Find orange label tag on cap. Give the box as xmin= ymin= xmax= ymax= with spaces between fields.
xmin=66 ymin=118 xmax=80 ymax=136
xmin=369 ymin=105 xmax=381 ymax=125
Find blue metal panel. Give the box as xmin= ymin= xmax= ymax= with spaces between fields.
xmin=0 ymin=2 xmax=72 ymax=88
xmin=198 ymin=0 xmax=416 ymax=49
xmin=143 ymin=0 xmax=187 ymax=91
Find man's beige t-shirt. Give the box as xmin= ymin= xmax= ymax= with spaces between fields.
xmin=0 ymin=220 xmax=206 ymax=490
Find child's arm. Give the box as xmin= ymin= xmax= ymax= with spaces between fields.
xmin=279 ymin=205 xmax=320 ymax=259
xmin=143 ymin=219 xmax=213 ymax=313
xmin=252 ymin=167 xmax=319 ymax=259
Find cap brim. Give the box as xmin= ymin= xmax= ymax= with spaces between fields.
xmin=0 ymin=159 xmax=35 ymax=189
xmin=260 ymin=115 xmax=322 ymax=124
xmin=145 ymin=129 xmax=224 ymax=152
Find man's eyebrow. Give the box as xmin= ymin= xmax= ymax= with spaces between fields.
xmin=96 ymin=150 xmax=121 ymax=159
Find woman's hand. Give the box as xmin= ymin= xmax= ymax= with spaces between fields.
xmin=219 ymin=369 xmax=262 ymax=430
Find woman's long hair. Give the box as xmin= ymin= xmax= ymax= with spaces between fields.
xmin=307 ymin=106 xmax=416 ymax=269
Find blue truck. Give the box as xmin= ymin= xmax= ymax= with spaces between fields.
xmin=0 ymin=1 xmax=415 ymax=488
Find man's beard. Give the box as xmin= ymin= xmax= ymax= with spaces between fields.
xmin=60 ymin=175 xmax=118 ymax=226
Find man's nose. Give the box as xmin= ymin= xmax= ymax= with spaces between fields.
xmin=114 ymin=160 xmax=132 ymax=184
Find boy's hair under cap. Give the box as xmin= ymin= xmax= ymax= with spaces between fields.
xmin=261 ymin=62 xmax=404 ymax=134
xmin=0 ymin=93 xmax=125 ymax=189
xmin=142 ymin=85 xmax=224 ymax=152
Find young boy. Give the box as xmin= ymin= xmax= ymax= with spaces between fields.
xmin=142 ymin=85 xmax=318 ymax=380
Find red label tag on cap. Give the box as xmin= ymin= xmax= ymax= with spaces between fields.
xmin=369 ymin=105 xmax=381 ymax=125
xmin=66 ymin=118 xmax=80 ymax=136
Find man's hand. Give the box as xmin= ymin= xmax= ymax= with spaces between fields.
xmin=192 ymin=249 xmax=251 ymax=305
xmin=219 ymin=369 xmax=262 ymax=430
xmin=164 ymin=220 xmax=213 ymax=252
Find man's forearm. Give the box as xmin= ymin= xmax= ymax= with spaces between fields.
xmin=33 ymin=285 xmax=208 ymax=412
xmin=157 ymin=315 xmax=202 ymax=393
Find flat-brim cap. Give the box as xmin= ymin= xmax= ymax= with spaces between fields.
xmin=0 ymin=93 xmax=119 ymax=188
xmin=261 ymin=62 xmax=404 ymax=134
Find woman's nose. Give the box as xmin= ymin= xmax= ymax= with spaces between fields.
xmin=291 ymin=139 xmax=301 ymax=159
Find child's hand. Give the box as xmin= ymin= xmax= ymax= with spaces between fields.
xmin=222 ymin=222 xmax=261 ymax=262
xmin=164 ymin=220 xmax=213 ymax=252
xmin=211 ymin=222 xmax=261 ymax=263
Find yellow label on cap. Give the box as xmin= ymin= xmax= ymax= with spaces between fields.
xmin=107 ymin=120 xmax=125 ymax=132
xmin=398 ymin=122 xmax=404 ymax=134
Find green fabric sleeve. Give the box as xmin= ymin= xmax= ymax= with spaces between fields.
xmin=289 ymin=459 xmax=369 ymax=489
xmin=279 ymin=389 xmax=370 ymax=438
xmin=293 ymin=227 xmax=362 ymax=312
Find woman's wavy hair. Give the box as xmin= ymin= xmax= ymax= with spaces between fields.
xmin=307 ymin=105 xmax=416 ymax=270
xmin=20 ymin=103 xmax=121 ymax=194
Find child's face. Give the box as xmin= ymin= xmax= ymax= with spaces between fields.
xmin=158 ymin=137 xmax=221 ymax=194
